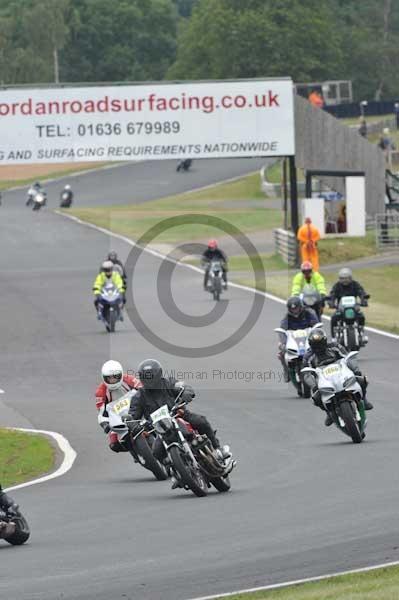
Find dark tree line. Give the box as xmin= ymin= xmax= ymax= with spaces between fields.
xmin=0 ymin=0 xmax=397 ymax=100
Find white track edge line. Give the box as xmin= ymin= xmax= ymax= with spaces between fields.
xmin=187 ymin=559 xmax=399 ymax=600
xmin=56 ymin=210 xmax=399 ymax=342
xmin=4 ymin=427 xmax=77 ymax=492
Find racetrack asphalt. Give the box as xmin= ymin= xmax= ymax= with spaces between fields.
xmin=0 ymin=158 xmax=399 ymax=600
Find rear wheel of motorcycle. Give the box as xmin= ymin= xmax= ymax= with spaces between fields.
xmin=210 ymin=475 xmax=231 ymax=493
xmin=302 ymin=381 xmax=311 ymax=399
xmin=5 ymin=514 xmax=30 ymax=545
xmin=340 ymin=401 xmax=362 ymax=443
xmin=169 ymin=446 xmax=208 ymax=497
xmin=134 ymin=435 xmax=168 ymax=481
xmin=346 ymin=327 xmax=359 ymax=351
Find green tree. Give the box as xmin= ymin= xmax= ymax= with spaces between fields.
xmin=61 ymin=0 xmax=177 ymax=82
xmin=167 ymin=0 xmax=343 ymax=82
xmin=331 ymin=0 xmax=399 ymax=100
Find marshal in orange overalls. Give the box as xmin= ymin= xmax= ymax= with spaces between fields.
xmin=297 ymin=218 xmax=321 ymax=272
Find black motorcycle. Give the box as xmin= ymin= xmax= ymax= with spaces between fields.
xmin=60 ymin=191 xmax=73 ymax=208
xmin=176 ymin=159 xmax=192 ymax=172
xmin=329 ymin=294 xmax=370 ymax=351
xmin=146 ymin=389 xmax=235 ymax=497
xmin=0 ymin=504 xmax=30 ymax=545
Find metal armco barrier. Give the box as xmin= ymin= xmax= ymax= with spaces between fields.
xmin=274 ymin=228 xmax=297 ymax=266
xmin=376 ymin=213 xmax=399 ymax=249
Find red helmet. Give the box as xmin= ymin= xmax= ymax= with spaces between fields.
xmin=301 ymin=261 xmax=313 ymax=273
xmin=208 ymin=239 xmax=218 ymax=249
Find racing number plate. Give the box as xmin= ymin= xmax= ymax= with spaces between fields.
xmin=150 ymin=404 xmax=170 ymax=423
xmin=322 ymin=365 xmax=341 ymax=377
xmin=111 ymin=397 xmax=131 ymax=415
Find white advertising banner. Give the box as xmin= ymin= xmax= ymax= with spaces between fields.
xmin=0 ymin=79 xmax=295 ymax=164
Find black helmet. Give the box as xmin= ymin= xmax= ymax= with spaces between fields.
xmin=286 ymin=296 xmax=303 ymax=318
xmin=138 ymin=359 xmax=163 ymax=390
xmin=108 ymin=251 xmax=118 ymax=262
xmin=308 ymin=328 xmax=328 ymax=353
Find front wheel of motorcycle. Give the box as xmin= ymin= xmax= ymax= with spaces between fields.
xmin=109 ymin=309 xmax=117 ymax=333
xmin=5 ymin=513 xmax=30 ymax=545
xmin=210 ymin=475 xmax=231 ymax=493
xmin=134 ymin=435 xmax=168 ymax=481
xmin=169 ymin=446 xmax=208 ymax=497
xmin=340 ymin=400 xmax=363 ymax=444
xmin=346 ymin=327 xmax=359 ymax=351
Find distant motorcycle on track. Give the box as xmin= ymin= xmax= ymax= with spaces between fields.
xmin=32 ymin=191 xmax=47 ymax=211
xmin=176 ymin=159 xmax=192 ymax=172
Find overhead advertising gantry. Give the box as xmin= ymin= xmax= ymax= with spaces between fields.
xmin=0 ymin=77 xmax=297 ymax=227
xmin=0 ymin=78 xmax=295 ymax=162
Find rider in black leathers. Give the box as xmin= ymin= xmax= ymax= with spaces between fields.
xmin=303 ymin=328 xmax=373 ymax=426
xmin=329 ymin=268 xmax=369 ymax=344
xmin=128 ymin=359 xmax=230 ymax=459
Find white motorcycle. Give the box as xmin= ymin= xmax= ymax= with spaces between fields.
xmin=275 ymin=323 xmax=323 ymax=397
xmin=302 ymin=351 xmax=367 ymax=443
xmin=32 ymin=191 xmax=47 ymax=211
xmin=104 ymin=390 xmax=168 ymax=480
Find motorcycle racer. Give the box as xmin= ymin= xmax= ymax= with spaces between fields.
xmin=128 ymin=359 xmax=231 ymax=461
xmin=95 ymin=360 xmax=141 ymax=452
xmin=303 ymin=328 xmax=373 ymax=426
xmin=278 ymin=296 xmax=318 ymax=382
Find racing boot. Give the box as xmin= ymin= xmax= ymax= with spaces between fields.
xmin=324 ymin=413 xmax=333 ymax=426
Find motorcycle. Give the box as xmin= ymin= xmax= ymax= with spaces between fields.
xmin=0 ymin=503 xmax=30 ymax=545
xmin=299 ymin=286 xmax=324 ymax=321
xmin=176 ymin=159 xmax=192 ymax=172
xmin=26 ymin=187 xmax=36 ymax=207
xmin=32 ymin=191 xmax=47 ymax=211
xmin=302 ymin=351 xmax=367 ymax=443
xmin=205 ymin=260 xmax=224 ymax=301
xmin=106 ymin=391 xmax=168 ymax=481
xmin=97 ymin=282 xmax=123 ymax=333
xmin=275 ymin=323 xmax=323 ymax=398
xmin=60 ymin=191 xmax=73 ymax=208
xmin=148 ymin=387 xmax=235 ymax=497
xmin=329 ymin=294 xmax=370 ymax=351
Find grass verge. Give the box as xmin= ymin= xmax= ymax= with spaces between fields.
xmin=236 ymin=265 xmax=399 ymax=334
xmin=218 ymin=564 xmax=399 ymax=599
xmin=69 ymin=173 xmax=283 ymax=244
xmin=318 ymin=232 xmax=377 ymax=264
xmin=0 ymin=428 xmax=55 ymax=487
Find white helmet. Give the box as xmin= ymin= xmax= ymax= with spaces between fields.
xmin=101 ymin=360 xmax=123 ymax=390
xmin=64 ymin=184 xmax=71 ymax=191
